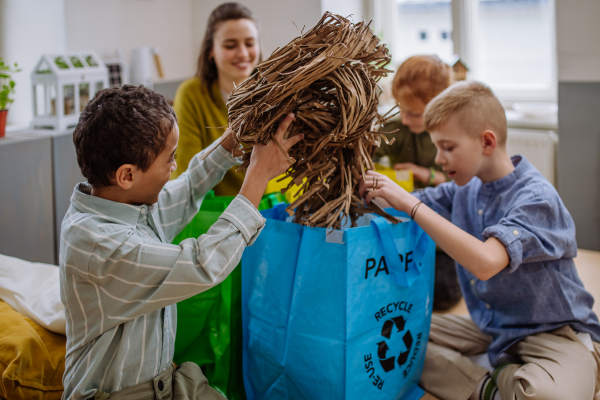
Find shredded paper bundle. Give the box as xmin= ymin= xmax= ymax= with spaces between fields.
xmin=222 ymin=12 xmax=400 ymax=229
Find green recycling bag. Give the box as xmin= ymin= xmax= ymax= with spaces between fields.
xmin=172 ymin=191 xmax=285 ymax=400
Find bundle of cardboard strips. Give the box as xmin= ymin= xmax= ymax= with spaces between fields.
xmin=206 ymin=12 xmax=400 ymax=229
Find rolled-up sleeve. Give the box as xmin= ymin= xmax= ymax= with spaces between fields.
xmin=482 ymin=196 xmax=577 ymax=273
xmin=220 ymin=195 xmax=266 ymax=245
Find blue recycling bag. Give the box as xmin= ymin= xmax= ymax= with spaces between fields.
xmin=242 ymin=204 xmax=436 ymax=400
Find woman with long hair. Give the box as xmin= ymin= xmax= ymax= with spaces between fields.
xmin=172 ymin=2 xmax=260 ymax=195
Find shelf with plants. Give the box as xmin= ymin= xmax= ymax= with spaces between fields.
xmin=0 ymin=58 xmax=21 ymax=138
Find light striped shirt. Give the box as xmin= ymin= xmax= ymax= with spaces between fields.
xmin=59 ymin=142 xmax=265 ymax=399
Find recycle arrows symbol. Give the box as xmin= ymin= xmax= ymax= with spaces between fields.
xmin=376 ymin=341 xmax=396 ymax=372
xmin=376 ymin=316 xmax=413 ymax=373
xmin=381 ymin=316 xmax=406 ymax=339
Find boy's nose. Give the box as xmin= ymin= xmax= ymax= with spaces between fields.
xmin=401 ymin=112 xmax=410 ymax=126
xmin=434 ymin=150 xmax=444 ymax=165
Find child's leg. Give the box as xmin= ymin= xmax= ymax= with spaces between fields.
xmin=420 ymin=314 xmax=492 ymax=400
xmin=495 ymin=326 xmax=600 ymax=400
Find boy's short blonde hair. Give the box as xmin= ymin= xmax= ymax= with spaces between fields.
xmin=424 ymin=81 xmax=507 ymax=144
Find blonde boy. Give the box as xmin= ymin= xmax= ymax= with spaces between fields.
xmin=361 ymin=81 xmax=600 ymax=400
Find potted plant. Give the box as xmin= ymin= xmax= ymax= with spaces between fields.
xmin=0 ymin=58 xmax=21 ymax=138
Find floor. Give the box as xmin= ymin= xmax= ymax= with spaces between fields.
xmin=421 ymin=249 xmax=600 ymax=400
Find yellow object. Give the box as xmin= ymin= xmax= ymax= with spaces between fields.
xmin=172 ymin=78 xmax=244 ymax=196
xmin=266 ymin=169 xmax=411 ymax=204
xmin=374 ymin=166 xmax=414 ymax=192
xmin=266 ymin=174 xmax=306 ymax=203
xmin=0 ymin=300 xmax=66 ymax=400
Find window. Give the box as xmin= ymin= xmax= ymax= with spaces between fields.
xmin=374 ymin=0 xmax=556 ymax=101
xmin=79 ymin=83 xmax=90 ymax=112
xmin=63 ymin=85 xmax=75 ymax=115
xmin=391 ymin=0 xmax=454 ymax=66
xmin=107 ymin=64 xmax=123 ymax=87
xmin=70 ymin=56 xmax=85 ymax=69
xmin=95 ymin=81 xmax=104 ymax=94
xmin=475 ymin=0 xmax=555 ymax=93
xmin=85 ymin=55 xmax=99 ymax=67
xmin=55 ymin=56 xmax=70 ymax=70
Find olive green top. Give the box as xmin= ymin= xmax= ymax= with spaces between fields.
xmin=172 ymin=77 xmax=244 ymax=196
xmin=375 ymin=120 xmax=445 ymax=189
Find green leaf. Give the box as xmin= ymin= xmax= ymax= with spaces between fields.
xmin=0 ymin=59 xmax=21 ymax=108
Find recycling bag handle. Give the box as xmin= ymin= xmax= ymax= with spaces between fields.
xmin=371 ymin=217 xmax=429 ymax=287
xmin=267 ymin=203 xmax=291 ymax=222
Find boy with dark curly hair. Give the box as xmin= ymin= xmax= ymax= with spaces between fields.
xmin=60 ymin=85 xmax=301 ymax=399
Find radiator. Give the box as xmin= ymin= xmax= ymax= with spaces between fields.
xmin=507 ymin=128 xmax=558 ymax=186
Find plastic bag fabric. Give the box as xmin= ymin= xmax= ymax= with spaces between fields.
xmin=242 ymin=204 xmax=436 ymax=400
xmin=172 ymin=191 xmax=285 ymax=400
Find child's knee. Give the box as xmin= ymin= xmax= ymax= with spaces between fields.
xmin=500 ymin=362 xmax=596 ymax=400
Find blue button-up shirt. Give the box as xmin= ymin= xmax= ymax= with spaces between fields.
xmin=415 ymin=155 xmax=600 ymax=365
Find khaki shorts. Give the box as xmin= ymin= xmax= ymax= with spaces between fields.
xmin=421 ymin=314 xmax=600 ymax=400
xmin=91 ymin=362 xmax=226 ymax=400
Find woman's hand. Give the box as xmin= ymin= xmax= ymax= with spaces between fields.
xmin=359 ymin=170 xmax=420 ymax=214
xmin=240 ymin=113 xmax=304 ymax=207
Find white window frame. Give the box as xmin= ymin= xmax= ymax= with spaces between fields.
xmin=369 ymin=0 xmax=558 ymax=104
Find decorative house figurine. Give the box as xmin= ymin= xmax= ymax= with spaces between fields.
xmin=103 ymin=48 xmax=129 ymax=88
xmin=31 ymin=52 xmax=109 ymax=130
xmin=449 ymin=55 xmax=469 ymax=81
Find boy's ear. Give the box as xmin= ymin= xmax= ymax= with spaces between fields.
xmin=114 ymin=164 xmax=137 ymax=190
xmin=481 ymin=130 xmax=497 ymax=156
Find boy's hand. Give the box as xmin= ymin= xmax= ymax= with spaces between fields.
xmin=247 ymin=113 xmax=304 ymax=182
xmin=363 ymin=172 xmax=509 ymax=281
xmin=394 ymin=162 xmax=429 ymax=184
xmin=359 ymin=170 xmax=420 ymax=214
xmin=394 ymin=163 xmax=446 ymax=186
xmin=240 ymin=113 xmax=304 ymax=208
xmin=221 ymin=129 xmax=244 ymax=157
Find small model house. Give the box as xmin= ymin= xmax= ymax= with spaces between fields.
xmin=103 ymin=49 xmax=129 ymax=88
xmin=449 ymin=55 xmax=469 ymax=81
xmin=31 ymin=53 xmax=109 ymax=130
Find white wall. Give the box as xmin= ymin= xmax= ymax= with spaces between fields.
xmin=321 ymin=0 xmax=365 ymax=21
xmin=0 ymin=0 xmax=67 ymax=126
xmin=191 ymin=0 xmax=322 ymax=62
xmin=555 ymin=0 xmax=600 ymax=250
xmin=1 ymin=0 xmax=341 ymax=126
xmin=556 ymin=0 xmax=600 ymax=82
xmin=65 ymin=0 xmax=195 ymax=83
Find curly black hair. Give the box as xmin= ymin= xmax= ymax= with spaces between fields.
xmin=73 ymin=85 xmax=177 ymax=188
